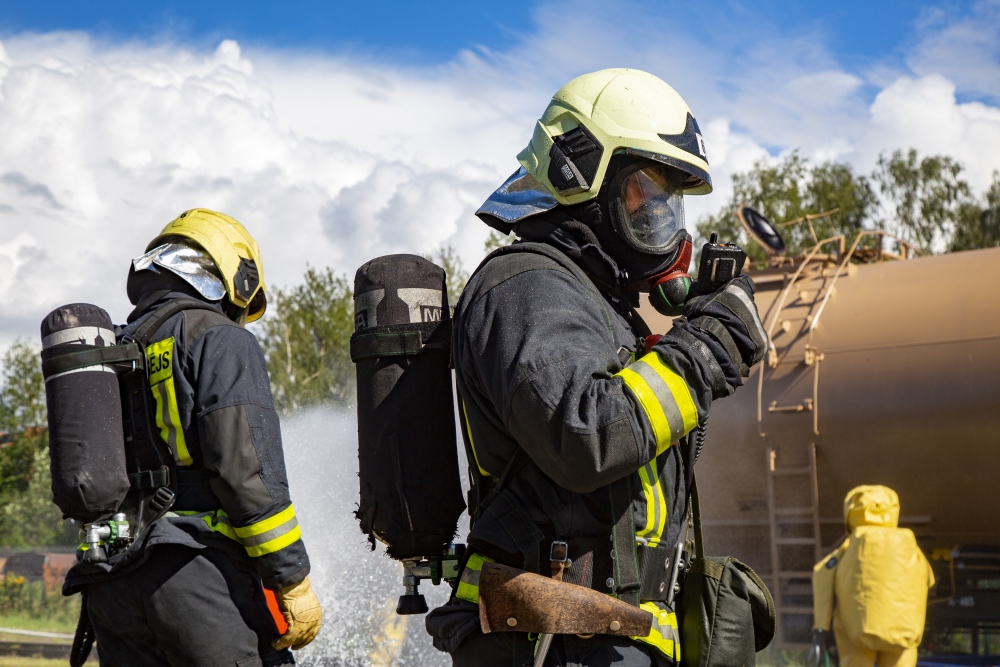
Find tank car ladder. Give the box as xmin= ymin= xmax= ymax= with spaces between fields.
xmin=766 ymin=444 xmax=822 ymax=649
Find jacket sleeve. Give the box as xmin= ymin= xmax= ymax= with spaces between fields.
xmin=192 ymin=324 xmax=310 ymax=590
xmin=812 ymin=542 xmax=846 ymax=631
xmin=456 ymin=266 xmax=715 ymax=494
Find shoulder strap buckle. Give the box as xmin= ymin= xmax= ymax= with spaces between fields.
xmin=127 ymin=466 xmax=171 ymax=491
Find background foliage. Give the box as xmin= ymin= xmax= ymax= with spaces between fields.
xmin=697 ymin=149 xmax=1000 ymax=262
xmin=257 ymin=267 xmax=357 ymax=413
xmin=0 ymin=343 xmax=76 ymax=548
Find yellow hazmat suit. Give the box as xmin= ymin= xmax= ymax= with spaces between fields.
xmin=813 ymin=486 xmax=935 ymax=667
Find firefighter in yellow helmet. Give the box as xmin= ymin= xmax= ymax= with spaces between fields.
xmin=63 ymin=209 xmax=322 ymax=666
xmin=810 ymin=486 xmax=935 ymax=667
xmin=426 ymin=70 xmax=767 ymax=665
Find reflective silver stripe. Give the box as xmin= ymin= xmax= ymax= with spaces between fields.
xmin=629 ymin=361 xmax=686 ymax=441
xmin=238 ymin=516 xmax=300 ymax=547
xmin=45 ymin=365 xmax=118 ymax=382
xmin=725 ymin=284 xmax=767 ymax=343
xmin=41 ymin=326 xmax=116 ymax=349
xmin=460 ymin=566 xmax=482 ymax=588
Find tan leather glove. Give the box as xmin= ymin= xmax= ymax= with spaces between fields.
xmin=271 ymin=576 xmax=323 ymax=650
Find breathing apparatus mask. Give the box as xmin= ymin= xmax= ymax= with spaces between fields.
xmin=595 ymin=155 xmax=695 ymax=314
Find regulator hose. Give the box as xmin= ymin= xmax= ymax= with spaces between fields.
xmin=70 ymin=590 xmax=95 ymax=667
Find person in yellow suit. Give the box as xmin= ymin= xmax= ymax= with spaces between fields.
xmin=810 ymin=485 xmax=935 ymax=667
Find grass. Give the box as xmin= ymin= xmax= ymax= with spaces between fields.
xmin=0 ymin=660 xmax=75 ymax=667
xmin=757 ymin=647 xmax=809 ymax=667
xmin=0 ymin=577 xmax=80 ymax=634
xmin=0 ymin=613 xmax=77 ymax=636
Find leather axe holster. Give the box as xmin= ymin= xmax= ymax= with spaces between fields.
xmin=478 ymin=562 xmax=652 ymax=637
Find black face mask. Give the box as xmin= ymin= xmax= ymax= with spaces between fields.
xmin=592 ymin=155 xmax=692 ymax=288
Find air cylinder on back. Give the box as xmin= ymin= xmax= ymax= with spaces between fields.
xmin=351 ymin=255 xmax=465 ymax=561
xmin=41 ymin=304 xmax=130 ymax=524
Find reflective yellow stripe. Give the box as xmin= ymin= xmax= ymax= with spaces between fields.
xmin=146 ymin=337 xmax=193 ymax=466
xmin=456 ymin=552 xmax=493 ymax=603
xmin=636 ymin=459 xmax=668 ymax=548
xmin=244 ymin=524 xmax=302 ymax=557
xmin=636 ymin=463 xmax=657 ymax=539
xmin=632 ymin=601 xmax=680 ymax=660
xmin=233 ymin=504 xmax=296 ymax=538
xmin=176 ymin=506 xmax=301 ymax=557
xmin=460 ymin=397 xmax=491 ymax=478
xmin=234 ymin=504 xmax=301 ymax=557
xmin=615 ymin=352 xmax=699 ymax=455
xmin=175 ymin=509 xmax=240 ymax=541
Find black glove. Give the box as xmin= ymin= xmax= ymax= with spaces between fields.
xmin=666 ymin=276 xmax=768 ymax=398
xmin=807 ymin=629 xmax=833 ymax=667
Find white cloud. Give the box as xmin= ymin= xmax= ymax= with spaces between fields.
xmin=908 ymin=0 xmax=1000 ymax=102
xmin=0 ymin=5 xmax=998 ymax=353
xmin=862 ymin=74 xmax=1000 ymax=192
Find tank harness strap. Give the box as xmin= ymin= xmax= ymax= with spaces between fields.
xmin=128 ymin=468 xmax=212 ymax=492
xmin=175 ymin=468 xmax=213 ymax=487
xmin=128 ymin=466 xmax=170 ymax=491
xmin=637 ymin=542 xmax=677 ymax=602
xmin=350 ymin=331 xmax=422 ymax=360
xmin=132 ymin=298 xmax=221 ymax=346
xmin=41 ymin=344 xmax=144 ymax=379
xmin=350 ymin=320 xmax=452 ymax=362
xmin=610 ymin=476 xmax=641 ymax=606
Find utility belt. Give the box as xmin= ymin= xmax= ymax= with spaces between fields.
xmin=456 ymin=545 xmax=681 ymax=660
xmin=458 ymin=538 xmax=677 ymax=606
xmin=465 ymin=453 xmax=678 ymax=606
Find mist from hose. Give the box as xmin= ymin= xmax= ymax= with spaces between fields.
xmin=280 ymin=407 xmax=465 ymax=666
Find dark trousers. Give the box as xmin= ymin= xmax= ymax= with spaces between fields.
xmin=87 ymin=544 xmax=293 ymax=667
xmin=451 ymin=630 xmax=671 ymax=667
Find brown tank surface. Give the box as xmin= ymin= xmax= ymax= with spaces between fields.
xmin=638 ymin=237 xmax=1000 ymax=649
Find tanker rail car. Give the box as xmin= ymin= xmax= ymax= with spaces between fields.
xmin=639 ymin=220 xmax=1000 ymax=653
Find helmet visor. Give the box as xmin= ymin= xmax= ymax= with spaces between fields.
xmin=615 ymin=165 xmax=686 ymax=253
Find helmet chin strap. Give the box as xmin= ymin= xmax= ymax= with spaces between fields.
xmin=646 ymin=240 xmax=693 ymax=316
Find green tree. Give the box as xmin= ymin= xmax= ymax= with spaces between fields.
xmin=484 ymin=229 xmax=515 ymax=253
xmin=949 ymin=172 xmax=1000 ymax=252
xmin=258 ymin=268 xmax=356 ymax=413
xmin=0 ymin=342 xmax=48 ymax=496
xmin=697 ymin=152 xmax=879 ymax=263
xmin=427 ymin=245 xmax=469 ymax=309
xmin=874 ymin=149 xmax=976 ymax=253
xmin=2 ymin=447 xmax=76 ymax=547
xmin=0 ymin=341 xmax=76 ymax=546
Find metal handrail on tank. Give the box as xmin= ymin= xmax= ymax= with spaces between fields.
xmin=807 ymin=230 xmax=922 ymax=340
xmin=756 ymin=236 xmax=845 ymax=434
xmin=755 ymin=230 xmax=921 ymax=436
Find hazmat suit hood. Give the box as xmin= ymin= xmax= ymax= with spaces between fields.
xmin=843 ymin=485 xmax=900 ymax=531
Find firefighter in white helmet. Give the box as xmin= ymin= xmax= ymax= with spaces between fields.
xmin=426 ymin=70 xmax=767 ymax=666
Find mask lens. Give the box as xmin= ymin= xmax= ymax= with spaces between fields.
xmin=618 ymin=166 xmax=686 ymax=252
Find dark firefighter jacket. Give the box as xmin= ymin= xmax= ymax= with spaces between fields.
xmin=426 ymin=212 xmax=721 ymax=659
xmin=65 ymin=286 xmax=309 ymax=594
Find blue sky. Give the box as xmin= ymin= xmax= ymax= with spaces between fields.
xmin=0 ymin=1 xmax=974 ymax=67
xmin=0 ymin=0 xmax=997 ymax=350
